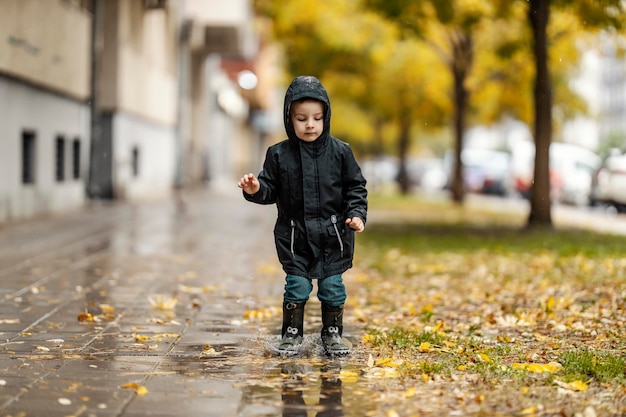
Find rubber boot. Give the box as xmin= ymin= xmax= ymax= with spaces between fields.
xmin=321 ymin=304 xmax=350 ymax=356
xmin=278 ymin=302 xmax=305 ymax=356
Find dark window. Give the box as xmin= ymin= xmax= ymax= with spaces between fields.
xmin=55 ymin=136 xmax=65 ymax=182
xmin=22 ymin=131 xmax=36 ymax=184
xmin=132 ymin=146 xmax=140 ymax=177
xmin=72 ymin=139 xmax=81 ymax=180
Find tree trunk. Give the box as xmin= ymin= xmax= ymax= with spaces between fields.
xmin=450 ymin=29 xmax=472 ymax=204
xmin=373 ymin=117 xmax=384 ymax=156
xmin=396 ymin=112 xmax=412 ymax=195
xmin=527 ymin=0 xmax=553 ymax=228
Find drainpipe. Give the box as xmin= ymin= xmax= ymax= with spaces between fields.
xmin=87 ymin=0 xmax=108 ymax=198
xmin=174 ymin=0 xmax=188 ymax=190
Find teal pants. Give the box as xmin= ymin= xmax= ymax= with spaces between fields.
xmin=284 ymin=274 xmax=346 ymax=307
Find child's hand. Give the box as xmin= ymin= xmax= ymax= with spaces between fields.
xmin=345 ymin=217 xmax=365 ymax=233
xmin=238 ymin=173 xmax=260 ymax=195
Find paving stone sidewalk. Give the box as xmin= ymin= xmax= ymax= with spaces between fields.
xmin=0 ymin=188 xmax=286 ymax=417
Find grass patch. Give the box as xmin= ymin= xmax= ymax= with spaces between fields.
xmin=361 ymin=219 xmax=626 ymax=259
xmin=559 ymin=349 xmax=626 ymax=384
xmin=365 ymin=327 xmax=445 ymax=350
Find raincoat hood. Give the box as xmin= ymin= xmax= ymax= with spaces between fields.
xmin=283 ymin=75 xmax=331 ymax=143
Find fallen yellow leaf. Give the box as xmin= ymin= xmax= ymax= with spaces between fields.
xmin=568 ymin=380 xmax=588 ymax=391
xmin=338 ymin=370 xmax=359 ymax=383
xmin=512 ymin=362 xmax=562 ymax=373
xmin=478 ymin=353 xmax=493 ymax=363
xmin=120 ymin=383 xmax=149 ymax=396
xmin=77 ymin=310 xmax=94 ymax=323
xmin=418 ymin=342 xmax=431 ymax=352
xmin=362 ymin=367 xmax=400 ymax=379
xmin=375 ymin=357 xmax=399 ymax=368
xmin=148 ymin=295 xmax=177 ymax=311
xmin=520 ymin=406 xmax=537 ymax=415
xmin=556 ymin=379 xmax=588 ymax=391
xmin=99 ymin=304 xmax=115 ymax=313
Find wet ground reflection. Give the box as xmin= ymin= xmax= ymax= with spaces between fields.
xmin=230 ymin=336 xmax=381 ymax=417
xmin=278 ymin=362 xmax=344 ymax=417
xmin=238 ymin=360 xmax=355 ymax=416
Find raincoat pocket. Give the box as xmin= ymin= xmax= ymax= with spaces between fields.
xmin=326 ymin=214 xmax=348 ymax=260
xmin=274 ymin=221 xmax=296 ymax=264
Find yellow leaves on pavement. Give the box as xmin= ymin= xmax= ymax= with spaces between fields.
xmin=178 ymin=284 xmax=219 ymax=294
xmin=99 ymin=303 xmax=115 ymax=313
xmin=77 ymin=303 xmax=117 ymax=323
xmin=148 ymin=294 xmax=178 ymax=311
xmin=200 ymin=343 xmax=219 ymax=357
xmin=338 ymin=370 xmax=359 ymax=383
xmin=133 ymin=332 xmax=180 ymax=343
xmin=361 ymin=355 xmax=401 ymax=379
xmin=243 ymin=306 xmax=280 ymax=320
xmin=120 ymin=383 xmax=149 ymax=396
xmin=512 ymin=362 xmax=563 ymax=373
xmin=352 ymin=307 xmax=367 ymax=321
xmin=77 ymin=310 xmax=94 ymax=323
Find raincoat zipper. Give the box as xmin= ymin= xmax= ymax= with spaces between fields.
xmin=290 ymin=219 xmax=295 ymax=256
xmin=330 ymin=215 xmax=344 ymax=256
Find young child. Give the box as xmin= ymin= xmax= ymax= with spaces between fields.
xmin=237 ymin=75 xmax=368 ymax=356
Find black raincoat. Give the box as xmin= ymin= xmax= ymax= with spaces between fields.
xmin=244 ymin=76 xmax=368 ymax=279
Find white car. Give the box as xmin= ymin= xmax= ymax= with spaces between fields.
xmin=590 ymin=151 xmax=626 ymax=212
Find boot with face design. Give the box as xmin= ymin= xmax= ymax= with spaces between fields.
xmin=278 ymin=302 xmax=305 ymax=356
xmin=321 ymin=303 xmax=350 ymax=356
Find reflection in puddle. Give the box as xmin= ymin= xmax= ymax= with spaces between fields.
xmin=235 ymin=336 xmax=379 ymax=417
xmin=281 ymin=363 xmax=344 ymax=417
xmin=239 ymin=361 xmax=349 ymax=417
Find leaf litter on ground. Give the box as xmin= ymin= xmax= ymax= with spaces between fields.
xmin=347 ymin=194 xmax=626 ymax=415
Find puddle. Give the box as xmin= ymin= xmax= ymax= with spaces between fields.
xmin=192 ymin=336 xmax=380 ymax=416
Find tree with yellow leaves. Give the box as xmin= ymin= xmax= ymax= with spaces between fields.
xmin=254 ymin=0 xmax=451 ymax=194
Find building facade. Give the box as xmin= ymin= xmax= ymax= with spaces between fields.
xmin=0 ymin=0 xmax=265 ymax=223
xmin=0 ymin=0 xmax=91 ymax=221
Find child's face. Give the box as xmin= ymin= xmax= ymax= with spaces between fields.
xmin=291 ymin=100 xmax=324 ymax=142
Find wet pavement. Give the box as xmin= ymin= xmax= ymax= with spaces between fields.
xmin=4 ymin=188 xmax=625 ymax=417
xmin=0 ymin=188 xmax=381 ymax=417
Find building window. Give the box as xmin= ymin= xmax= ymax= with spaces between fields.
xmin=132 ymin=146 xmax=140 ymax=178
xmin=72 ymin=139 xmax=81 ymax=180
xmin=22 ymin=131 xmax=36 ymax=184
xmin=55 ymin=136 xmax=66 ymax=182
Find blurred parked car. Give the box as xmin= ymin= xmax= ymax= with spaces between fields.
xmin=512 ymin=142 xmax=600 ymax=206
xmin=406 ymin=157 xmax=447 ymax=191
xmin=361 ymin=156 xmax=399 ymax=191
xmin=552 ymin=143 xmax=601 ymax=206
xmin=590 ymin=150 xmax=626 ymax=212
xmin=444 ymin=149 xmax=513 ymax=196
